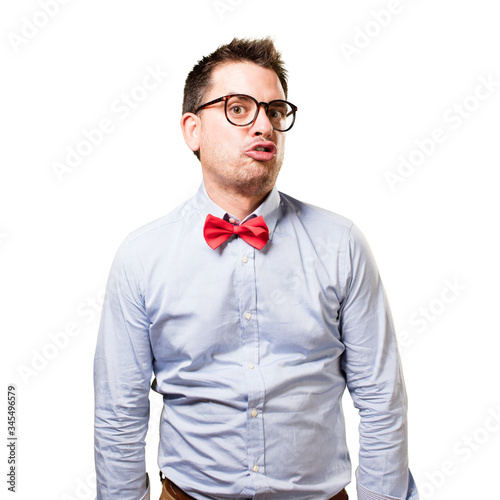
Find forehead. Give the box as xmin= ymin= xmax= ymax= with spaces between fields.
xmin=207 ymin=61 xmax=285 ymax=101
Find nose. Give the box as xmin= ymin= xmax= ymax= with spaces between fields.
xmin=250 ymin=104 xmax=274 ymax=137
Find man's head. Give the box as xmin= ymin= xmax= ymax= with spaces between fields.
xmin=182 ymin=37 xmax=288 ymax=128
xmin=181 ymin=38 xmax=294 ymax=200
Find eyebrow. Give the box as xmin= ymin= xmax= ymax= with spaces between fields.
xmin=226 ymin=92 xmax=284 ymax=101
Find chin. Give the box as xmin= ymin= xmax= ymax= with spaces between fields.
xmin=235 ymin=171 xmax=279 ymax=197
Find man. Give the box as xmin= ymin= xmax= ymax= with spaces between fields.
xmin=94 ymin=38 xmax=419 ymax=500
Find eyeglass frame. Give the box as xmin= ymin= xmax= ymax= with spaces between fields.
xmin=194 ymin=93 xmax=298 ymax=132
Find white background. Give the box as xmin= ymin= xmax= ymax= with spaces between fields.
xmin=2 ymin=1 xmax=499 ymax=499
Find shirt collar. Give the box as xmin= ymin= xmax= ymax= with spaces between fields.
xmin=195 ymin=182 xmax=281 ymax=241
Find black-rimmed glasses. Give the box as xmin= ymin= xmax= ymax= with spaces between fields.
xmin=195 ymin=94 xmax=298 ymax=132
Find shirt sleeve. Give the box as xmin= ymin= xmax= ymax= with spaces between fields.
xmin=94 ymin=238 xmax=153 ymax=500
xmin=339 ymin=224 xmax=419 ymax=500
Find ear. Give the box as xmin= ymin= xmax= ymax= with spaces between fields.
xmin=180 ymin=112 xmax=201 ymax=153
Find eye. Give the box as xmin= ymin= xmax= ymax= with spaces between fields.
xmin=226 ymin=96 xmax=254 ymax=120
xmin=229 ymin=105 xmax=245 ymax=115
xmin=268 ymin=104 xmax=288 ymax=121
xmin=269 ymin=109 xmax=284 ymax=119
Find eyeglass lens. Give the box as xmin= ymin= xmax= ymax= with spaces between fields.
xmin=225 ymin=95 xmax=294 ymax=131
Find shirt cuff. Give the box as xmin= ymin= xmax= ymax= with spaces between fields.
xmin=139 ymin=473 xmax=150 ymax=500
xmin=357 ymin=469 xmax=419 ymax=500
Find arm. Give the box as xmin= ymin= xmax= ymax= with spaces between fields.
xmin=94 ymin=239 xmax=153 ymax=500
xmin=340 ymin=224 xmax=418 ymax=500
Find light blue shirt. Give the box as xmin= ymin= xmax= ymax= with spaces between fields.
xmin=94 ymin=183 xmax=418 ymax=500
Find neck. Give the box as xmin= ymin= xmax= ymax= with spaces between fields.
xmin=204 ymin=180 xmax=271 ymax=221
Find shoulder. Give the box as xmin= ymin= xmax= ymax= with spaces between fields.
xmin=126 ymin=199 xmax=195 ymax=242
xmin=277 ymin=191 xmax=372 ymax=253
xmin=111 ymin=196 xmax=199 ymax=268
xmin=278 ymin=191 xmax=354 ymax=231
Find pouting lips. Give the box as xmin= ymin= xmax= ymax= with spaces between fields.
xmin=245 ymin=142 xmax=277 ymax=161
xmin=245 ymin=144 xmax=277 ymax=162
xmin=247 ymin=142 xmax=277 ymax=154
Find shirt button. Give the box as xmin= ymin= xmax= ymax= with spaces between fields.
xmin=245 ymin=312 xmax=251 ymax=320
xmin=251 ymin=409 xmax=258 ymax=418
xmin=242 ymin=256 xmax=248 ymax=264
xmin=248 ymin=363 xmax=254 ymax=370
xmin=229 ymin=217 xmax=236 ymax=223
xmin=252 ymin=465 xmax=259 ymax=473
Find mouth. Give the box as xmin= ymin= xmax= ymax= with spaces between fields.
xmin=245 ymin=141 xmax=277 ymax=162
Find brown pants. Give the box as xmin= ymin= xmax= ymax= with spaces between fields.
xmin=159 ymin=475 xmax=348 ymax=500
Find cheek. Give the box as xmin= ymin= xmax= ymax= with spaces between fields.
xmin=201 ymin=122 xmax=239 ymax=152
xmin=276 ymin=135 xmax=286 ymax=157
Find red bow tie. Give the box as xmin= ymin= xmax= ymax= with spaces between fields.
xmin=203 ymin=214 xmax=269 ymax=250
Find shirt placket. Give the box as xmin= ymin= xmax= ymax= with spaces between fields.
xmin=235 ymin=235 xmax=269 ymax=497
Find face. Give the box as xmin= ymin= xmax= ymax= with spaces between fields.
xmin=195 ymin=62 xmax=287 ymax=199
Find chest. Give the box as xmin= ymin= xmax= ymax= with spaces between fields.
xmin=143 ymin=224 xmax=347 ymax=364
